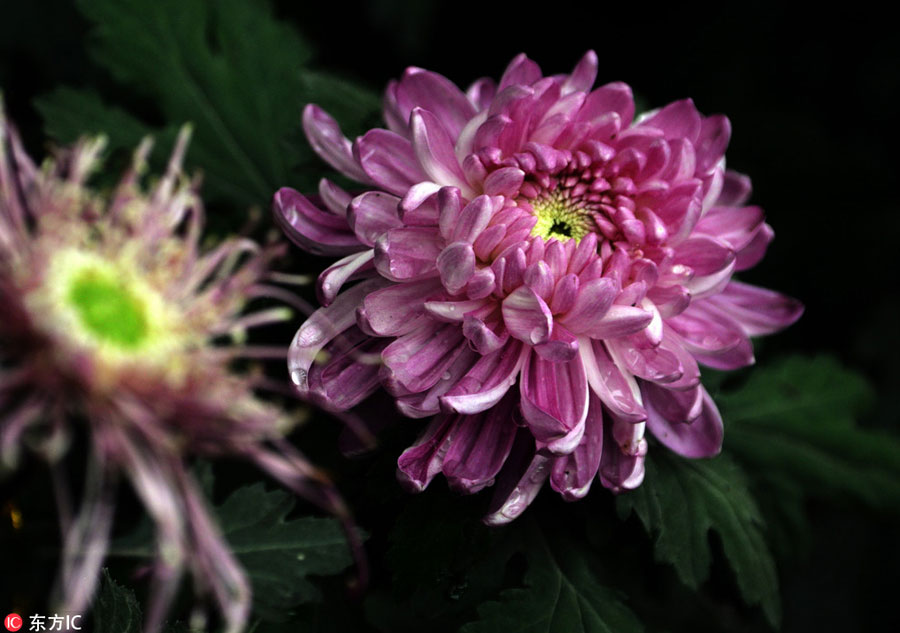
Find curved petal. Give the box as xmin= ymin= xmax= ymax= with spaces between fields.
xmin=441 ymin=340 xmax=528 ymax=414
xmin=316 ymin=249 xmax=375 ymax=306
xmin=645 ymin=385 xmax=723 ymax=458
xmin=358 ymin=278 xmax=442 ymax=336
xmin=348 ymin=191 xmax=403 ymax=247
xmin=501 ymin=284 xmax=553 ymax=345
xmin=520 ymin=349 xmax=588 ymax=454
xmin=397 ymin=415 xmax=456 ymax=492
xmin=704 ymin=281 xmax=804 ymax=336
xmin=410 ymin=108 xmax=471 ymax=193
xmin=443 ymin=394 xmax=518 ymax=493
xmin=382 ymin=321 xmax=469 ymax=392
xmin=289 ymin=278 xmax=386 ymax=401
xmin=549 ymin=392 xmax=604 ymax=500
xmin=394 ymin=67 xmax=478 ymax=138
xmin=579 ymin=339 xmax=647 ymax=422
xmin=354 ymin=129 xmax=429 ymax=196
xmin=302 ymin=105 xmax=371 ymax=183
xmin=273 ymin=187 xmax=363 ymax=256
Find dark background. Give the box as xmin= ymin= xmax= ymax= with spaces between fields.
xmin=1 ymin=1 xmax=897 ymax=631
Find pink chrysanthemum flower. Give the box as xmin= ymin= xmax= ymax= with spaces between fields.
xmin=0 ymin=107 xmax=352 ymax=632
xmin=275 ymin=52 xmax=803 ymax=524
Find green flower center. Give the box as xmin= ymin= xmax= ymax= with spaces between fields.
xmin=530 ymin=195 xmax=593 ymax=243
xmin=67 ymin=270 xmax=150 ymax=349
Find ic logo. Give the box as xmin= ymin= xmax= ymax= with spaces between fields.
xmin=3 ymin=614 xmax=22 ymax=632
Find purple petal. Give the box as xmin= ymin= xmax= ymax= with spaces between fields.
xmin=717 ymin=170 xmax=753 ymax=206
xmin=316 ymin=249 xmax=375 ymax=306
xmin=534 ymin=325 xmax=579 ymax=362
xmin=395 ymin=67 xmax=478 ymax=138
xmin=562 ymin=50 xmax=598 ymax=94
xmin=735 ymin=222 xmax=774 ymax=271
xmin=550 ymin=392 xmax=604 ymax=500
xmin=410 ymin=108 xmax=470 ymax=192
xmin=302 ymin=105 xmax=371 ymax=183
xmin=483 ymin=438 xmax=550 ymax=526
xmin=437 ymin=242 xmax=476 ymax=294
xmin=705 ymin=281 xmax=803 ymax=336
xmin=441 ymin=340 xmax=528 ymax=414
xmin=348 ymin=191 xmax=403 ymax=247
xmin=558 ymin=277 xmax=616 ymax=333
xmin=695 ymin=114 xmax=731 ymax=173
xmin=443 ymin=394 xmax=518 ymax=493
xmin=273 ymin=187 xmax=363 ymax=256
xmin=289 ymin=278 xmax=385 ymax=402
xmin=498 ymin=53 xmax=542 ymax=90
xmin=483 ymin=167 xmax=525 ymax=197
xmin=462 ymin=313 xmax=510 ymax=355
xmin=354 ymin=128 xmax=429 ymax=196
xmin=502 ymin=285 xmax=553 ymax=345
xmin=318 ymin=178 xmax=352 ymax=217
xmin=383 ymin=322 xmax=468 ymax=392
xmin=579 ymin=340 xmax=647 ymax=422
xmin=359 ymin=278 xmax=443 ymax=336
xmin=598 ymin=419 xmax=647 ymax=492
xmin=638 ymin=98 xmax=702 ymax=143
xmin=451 ymin=195 xmax=495 ymax=243
xmin=466 ymin=77 xmax=497 ymax=111
xmin=668 ymin=304 xmax=755 ymax=370
xmin=306 ymin=326 xmax=389 ymax=410
xmin=397 ymin=415 xmax=455 ymax=491
xmin=374 ymin=226 xmax=442 ymax=281
xmin=694 ymin=205 xmax=765 ymax=253
xmin=578 ymin=81 xmax=635 ymax=129
xmin=520 ymin=349 xmax=588 ymax=454
xmin=645 ymin=385 xmax=723 ymax=458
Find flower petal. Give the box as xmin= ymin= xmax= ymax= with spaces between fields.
xmin=302 ymin=105 xmax=371 ymax=183
xmin=645 ymin=385 xmax=723 ymax=458
xmin=549 ymin=392 xmax=604 ymax=500
xmin=410 ymin=108 xmax=470 ymax=192
xmin=272 ymin=187 xmax=362 ymax=256
xmin=501 ymin=284 xmax=553 ymax=345
xmin=354 ymin=129 xmax=429 ymax=196
xmin=441 ymin=340 xmax=528 ymax=414
xmin=520 ymin=349 xmax=589 ymax=454
xmin=705 ymin=281 xmax=803 ymax=336
xmin=443 ymin=394 xmax=518 ymax=493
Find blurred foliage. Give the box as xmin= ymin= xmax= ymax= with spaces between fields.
xmin=35 ymin=0 xmax=381 ymax=215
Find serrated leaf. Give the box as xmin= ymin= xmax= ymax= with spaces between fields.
xmin=35 ymin=88 xmax=162 ymax=150
xmin=461 ymin=522 xmax=643 ymax=633
xmin=37 ymin=0 xmax=379 ymax=208
xmin=617 ymin=452 xmax=780 ymax=627
xmin=111 ymin=482 xmax=352 ymax=621
xmin=93 ymin=569 xmax=142 ymax=633
xmin=218 ymin=483 xmax=352 ymax=619
xmin=720 ymin=355 xmax=900 ymax=513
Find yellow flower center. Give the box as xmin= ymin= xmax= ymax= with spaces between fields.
xmin=530 ymin=194 xmax=593 ymax=243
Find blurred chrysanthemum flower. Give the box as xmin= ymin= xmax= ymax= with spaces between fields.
xmin=275 ymin=52 xmax=803 ymax=524
xmin=0 ymin=105 xmax=350 ymax=632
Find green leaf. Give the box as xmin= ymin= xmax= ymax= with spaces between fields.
xmin=719 ymin=355 xmax=900 ymax=513
xmin=112 ymin=482 xmax=353 ymax=621
xmin=93 ymin=569 xmax=142 ymax=633
xmin=617 ymin=452 xmax=780 ymax=627
xmin=363 ymin=492 xmax=520 ymax=633
xmin=35 ymin=88 xmax=162 ymax=150
xmin=461 ymin=522 xmax=643 ymax=633
xmin=217 ymin=483 xmax=352 ymax=619
xmin=36 ymin=0 xmax=380 ymax=208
